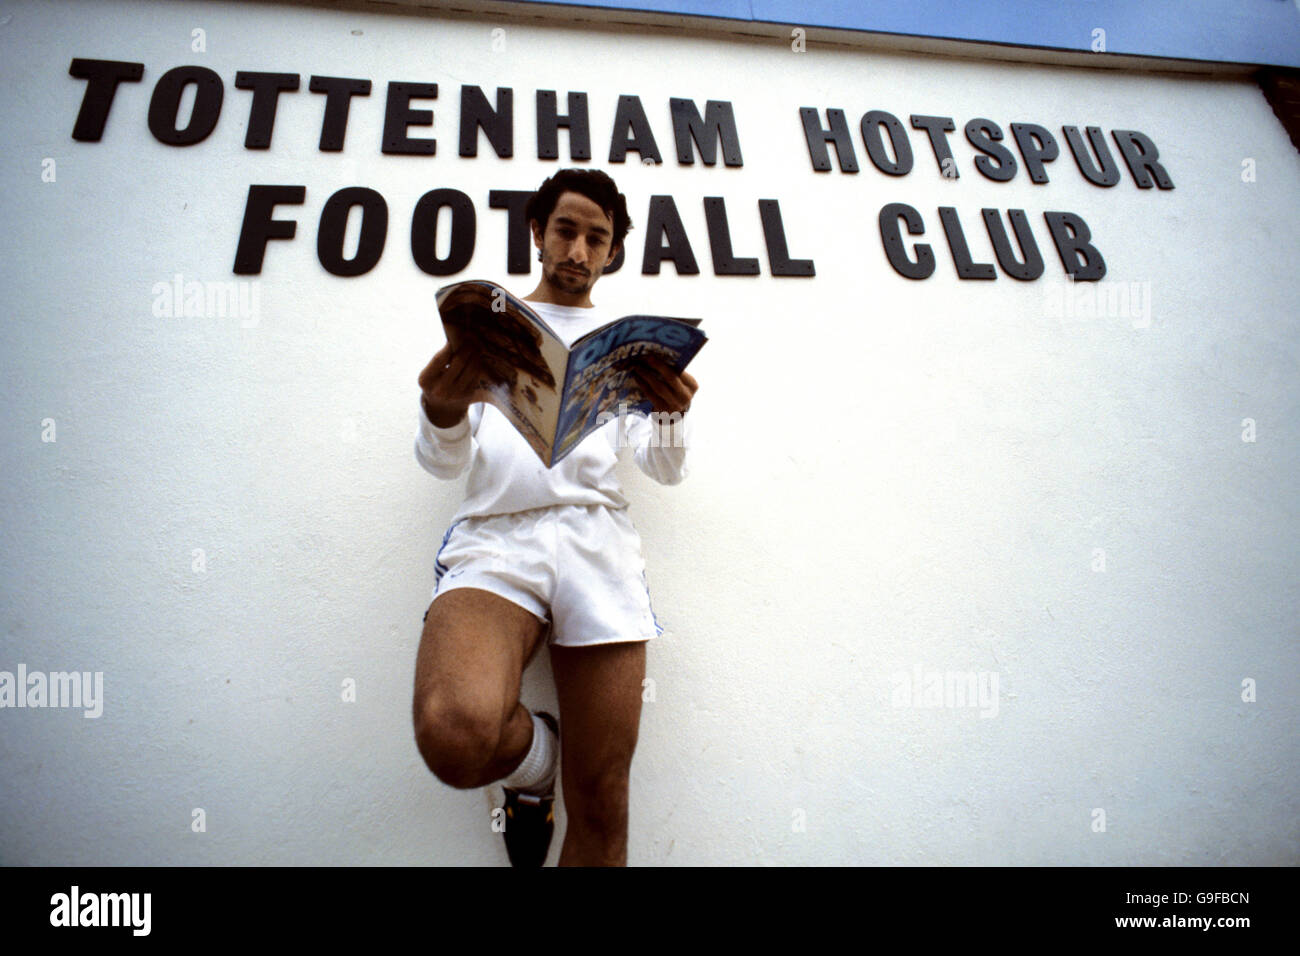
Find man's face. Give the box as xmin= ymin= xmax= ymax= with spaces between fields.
xmin=532 ymin=191 xmax=620 ymax=299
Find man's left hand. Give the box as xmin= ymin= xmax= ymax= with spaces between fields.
xmin=631 ymin=354 xmax=698 ymax=415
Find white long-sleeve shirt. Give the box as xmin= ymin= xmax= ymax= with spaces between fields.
xmin=415 ymin=299 xmax=692 ymax=520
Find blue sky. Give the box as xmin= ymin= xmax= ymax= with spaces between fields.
xmin=504 ymin=0 xmax=1300 ymax=68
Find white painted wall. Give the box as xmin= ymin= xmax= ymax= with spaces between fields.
xmin=1 ymin=0 xmax=1296 ymax=865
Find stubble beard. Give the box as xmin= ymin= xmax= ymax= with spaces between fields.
xmin=544 ymin=253 xmax=594 ymax=297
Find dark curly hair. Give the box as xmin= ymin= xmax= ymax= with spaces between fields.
xmin=525 ymin=168 xmax=633 ymax=251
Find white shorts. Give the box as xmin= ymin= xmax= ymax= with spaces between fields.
xmin=428 ymin=503 xmax=663 ymax=647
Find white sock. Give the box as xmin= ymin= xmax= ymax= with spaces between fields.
xmin=503 ymin=712 xmax=557 ymax=794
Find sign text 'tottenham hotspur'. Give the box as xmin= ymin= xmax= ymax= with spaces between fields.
xmin=68 ymin=59 xmax=1175 ymax=282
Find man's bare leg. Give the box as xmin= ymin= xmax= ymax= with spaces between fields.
xmin=413 ymin=587 xmax=548 ymax=788
xmin=550 ymin=640 xmax=647 ymax=866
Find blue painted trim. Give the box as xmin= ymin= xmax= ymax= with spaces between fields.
xmin=500 ymin=0 xmax=1300 ymax=69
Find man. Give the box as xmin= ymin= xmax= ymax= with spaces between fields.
xmin=412 ymin=169 xmax=698 ymax=866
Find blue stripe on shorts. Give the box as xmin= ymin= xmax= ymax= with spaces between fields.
xmin=643 ymin=569 xmax=664 ymax=637
xmin=426 ymin=519 xmax=467 ymax=624
xmin=433 ymin=518 xmax=465 ymax=585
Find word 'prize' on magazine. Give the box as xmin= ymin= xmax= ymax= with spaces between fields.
xmin=435 ymin=280 xmax=707 ymax=467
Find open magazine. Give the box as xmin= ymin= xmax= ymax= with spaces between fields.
xmin=435 ymin=280 xmax=707 ymax=467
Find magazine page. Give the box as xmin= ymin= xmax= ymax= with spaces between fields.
xmin=435 ymin=280 xmax=572 ymax=465
xmin=551 ymin=315 xmax=706 ymax=464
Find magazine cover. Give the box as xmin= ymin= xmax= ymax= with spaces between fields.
xmin=552 ymin=315 xmax=705 ymax=462
xmin=435 ymin=280 xmax=706 ymax=466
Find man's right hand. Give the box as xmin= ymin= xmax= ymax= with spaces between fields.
xmin=418 ymin=342 xmax=484 ymax=428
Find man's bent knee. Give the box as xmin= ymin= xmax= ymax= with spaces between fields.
xmin=413 ymin=694 xmax=504 ymax=789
